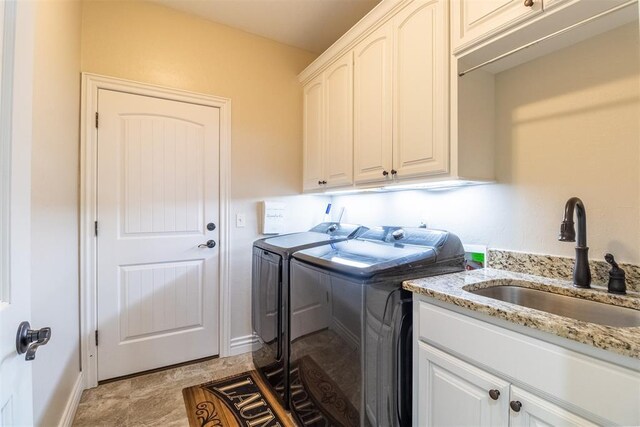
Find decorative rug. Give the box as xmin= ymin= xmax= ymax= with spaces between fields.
xmin=183 ymin=371 xmax=294 ymax=427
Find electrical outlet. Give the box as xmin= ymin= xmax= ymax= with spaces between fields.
xmin=236 ymin=213 xmax=246 ymax=228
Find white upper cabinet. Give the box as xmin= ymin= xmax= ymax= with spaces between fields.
xmin=302 ymin=74 xmax=324 ymax=191
xmin=299 ymin=0 xmax=496 ymax=192
xmin=353 ymin=0 xmax=451 ymax=185
xmin=393 ymin=0 xmax=449 ymax=179
xmin=452 ymin=0 xmax=635 ymax=63
xmin=302 ymin=53 xmax=354 ymax=192
xmin=353 ymin=23 xmax=394 ymax=184
xmin=451 ymin=0 xmax=543 ymax=52
xmin=324 ymin=52 xmax=354 ymax=188
xmin=299 ymin=0 xmax=635 ymax=192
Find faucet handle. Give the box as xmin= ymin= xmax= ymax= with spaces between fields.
xmin=604 ymin=253 xmax=626 ymax=295
xmin=604 ymin=253 xmax=618 ymax=269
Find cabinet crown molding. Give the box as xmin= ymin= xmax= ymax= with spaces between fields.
xmin=298 ymin=0 xmax=411 ymax=84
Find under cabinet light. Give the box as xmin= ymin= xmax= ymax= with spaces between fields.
xmin=323 ymin=180 xmax=490 ymax=195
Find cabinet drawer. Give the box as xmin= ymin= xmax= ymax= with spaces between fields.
xmin=417 ymin=299 xmax=640 ymax=425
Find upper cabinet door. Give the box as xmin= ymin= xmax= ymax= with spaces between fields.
xmin=393 ymin=0 xmax=449 ymax=179
xmin=354 ymin=23 xmax=394 ymax=184
xmin=323 ymin=52 xmax=354 ymax=188
xmin=452 ymin=0 xmax=543 ymax=52
xmin=302 ymin=74 xmax=324 ymax=191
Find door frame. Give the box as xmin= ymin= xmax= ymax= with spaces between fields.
xmin=80 ymin=73 xmax=232 ymax=389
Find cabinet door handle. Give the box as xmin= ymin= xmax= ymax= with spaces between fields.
xmin=510 ymin=401 xmax=522 ymax=412
xmin=318 ymin=180 xmax=322 ymax=185
xmin=524 ymin=0 xmax=534 ymax=7
xmin=488 ymin=389 xmax=500 ymax=400
xmin=391 ymin=169 xmax=397 ymax=176
xmin=382 ymin=170 xmax=389 ymax=176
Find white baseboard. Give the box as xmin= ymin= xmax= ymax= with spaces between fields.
xmin=58 ymin=372 xmax=84 ymax=427
xmin=228 ymin=334 xmax=259 ymax=357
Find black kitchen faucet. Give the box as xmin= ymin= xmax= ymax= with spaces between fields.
xmin=559 ymin=197 xmax=591 ymax=288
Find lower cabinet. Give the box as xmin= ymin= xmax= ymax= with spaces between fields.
xmin=414 ymin=298 xmax=640 ymax=426
xmin=417 ymin=342 xmax=597 ymax=427
xmin=509 ymin=386 xmax=597 ymax=427
xmin=417 ymin=342 xmax=509 ymax=426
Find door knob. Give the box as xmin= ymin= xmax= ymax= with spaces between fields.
xmin=16 ymin=321 xmax=51 ymax=361
xmin=198 ymin=240 xmax=216 ymax=248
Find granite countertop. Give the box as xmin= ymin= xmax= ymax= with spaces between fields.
xmin=403 ymin=268 xmax=640 ymax=360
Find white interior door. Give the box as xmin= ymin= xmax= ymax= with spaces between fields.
xmin=0 ymin=1 xmax=36 ymax=425
xmin=96 ymin=89 xmax=220 ymax=381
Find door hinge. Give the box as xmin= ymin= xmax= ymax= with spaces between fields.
xmin=94 ymin=221 xmax=98 ymax=237
xmin=95 ymin=112 xmax=99 ymax=129
xmin=95 ymin=330 xmax=99 ymax=346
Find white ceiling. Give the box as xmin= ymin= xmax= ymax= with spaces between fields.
xmin=151 ymin=0 xmax=382 ymax=54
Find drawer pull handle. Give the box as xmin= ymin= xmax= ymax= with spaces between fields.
xmin=488 ymin=389 xmax=500 ymax=400
xmin=510 ymin=401 xmax=522 ymax=412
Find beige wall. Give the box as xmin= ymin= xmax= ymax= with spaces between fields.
xmin=81 ymin=0 xmax=316 ymax=198
xmin=332 ymin=22 xmax=640 ymax=267
xmin=81 ymin=1 xmax=325 ymax=340
xmin=31 ymin=0 xmax=82 ymax=425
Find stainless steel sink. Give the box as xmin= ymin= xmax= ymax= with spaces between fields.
xmin=468 ymin=285 xmax=640 ymax=327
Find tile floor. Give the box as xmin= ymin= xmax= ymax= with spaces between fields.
xmin=72 ymin=353 xmax=254 ymax=427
